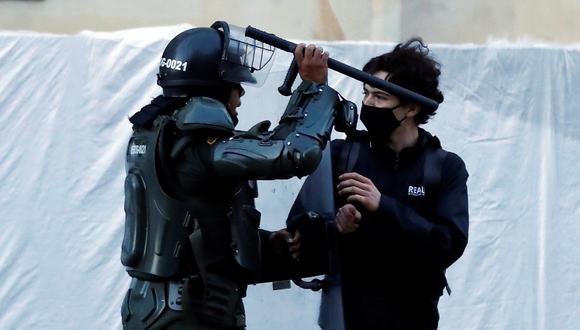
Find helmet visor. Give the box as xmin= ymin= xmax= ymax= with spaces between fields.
xmin=220 ymin=25 xmax=275 ymax=87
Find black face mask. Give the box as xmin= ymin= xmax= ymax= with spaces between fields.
xmin=360 ymin=104 xmax=404 ymax=140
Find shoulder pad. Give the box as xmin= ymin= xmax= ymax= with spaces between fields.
xmin=247 ymin=120 xmax=271 ymax=136
xmin=129 ymin=95 xmax=188 ymax=129
xmin=174 ymin=97 xmax=234 ymax=134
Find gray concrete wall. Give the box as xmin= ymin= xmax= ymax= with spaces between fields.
xmin=401 ymin=0 xmax=580 ymax=43
xmin=4 ymin=0 xmax=578 ymax=43
xmin=0 ymin=0 xmax=399 ymax=41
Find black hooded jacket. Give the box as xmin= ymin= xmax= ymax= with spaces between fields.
xmin=287 ymin=128 xmax=469 ymax=329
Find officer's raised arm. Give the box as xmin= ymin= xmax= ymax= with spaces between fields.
xmin=211 ymin=43 xmax=338 ymax=180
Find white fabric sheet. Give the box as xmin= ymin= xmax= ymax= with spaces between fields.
xmin=0 ymin=26 xmax=579 ymax=329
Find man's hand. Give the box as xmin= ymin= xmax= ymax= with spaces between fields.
xmin=269 ymin=229 xmax=301 ymax=260
xmin=337 ymin=172 xmax=381 ymax=212
xmin=294 ymin=43 xmax=329 ymax=84
xmin=335 ymin=204 xmax=362 ymax=234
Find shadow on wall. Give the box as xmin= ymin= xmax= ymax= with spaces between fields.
xmin=314 ymin=0 xmax=345 ymax=40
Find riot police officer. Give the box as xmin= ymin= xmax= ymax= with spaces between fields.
xmin=120 ymin=21 xmax=339 ymax=329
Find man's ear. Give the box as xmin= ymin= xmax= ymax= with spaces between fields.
xmin=406 ymin=103 xmax=420 ymax=118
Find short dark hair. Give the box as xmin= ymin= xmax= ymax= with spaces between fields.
xmin=362 ymin=37 xmax=444 ymax=125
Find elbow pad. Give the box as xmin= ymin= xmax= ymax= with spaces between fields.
xmin=212 ymin=138 xmax=291 ymax=179
xmin=212 ymin=82 xmax=339 ymax=179
xmin=281 ymin=81 xmax=339 ymax=174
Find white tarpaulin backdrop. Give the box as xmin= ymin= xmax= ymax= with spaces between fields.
xmin=1 ymin=26 xmax=579 ymax=329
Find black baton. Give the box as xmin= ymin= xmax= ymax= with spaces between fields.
xmin=246 ymin=26 xmax=439 ymax=111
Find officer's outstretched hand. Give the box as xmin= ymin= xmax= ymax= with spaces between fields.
xmin=294 ymin=43 xmax=329 ymax=84
xmin=269 ymin=229 xmax=301 ymax=260
xmin=335 ymin=204 xmax=362 ymax=234
xmin=337 ymin=172 xmax=381 ymax=212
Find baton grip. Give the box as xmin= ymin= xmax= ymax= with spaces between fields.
xmin=278 ymin=59 xmax=299 ymax=96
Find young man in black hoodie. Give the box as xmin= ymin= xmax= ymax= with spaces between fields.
xmin=289 ymin=38 xmax=469 ymax=330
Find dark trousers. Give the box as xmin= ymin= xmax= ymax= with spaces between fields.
xmin=340 ymin=287 xmax=440 ymax=330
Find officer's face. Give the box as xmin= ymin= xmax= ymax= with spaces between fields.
xmin=227 ymin=84 xmax=245 ymax=118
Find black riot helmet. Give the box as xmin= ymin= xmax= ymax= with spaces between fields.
xmin=157 ymin=21 xmax=275 ymax=97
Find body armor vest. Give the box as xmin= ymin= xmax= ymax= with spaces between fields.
xmin=121 ymin=116 xmax=195 ymax=280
